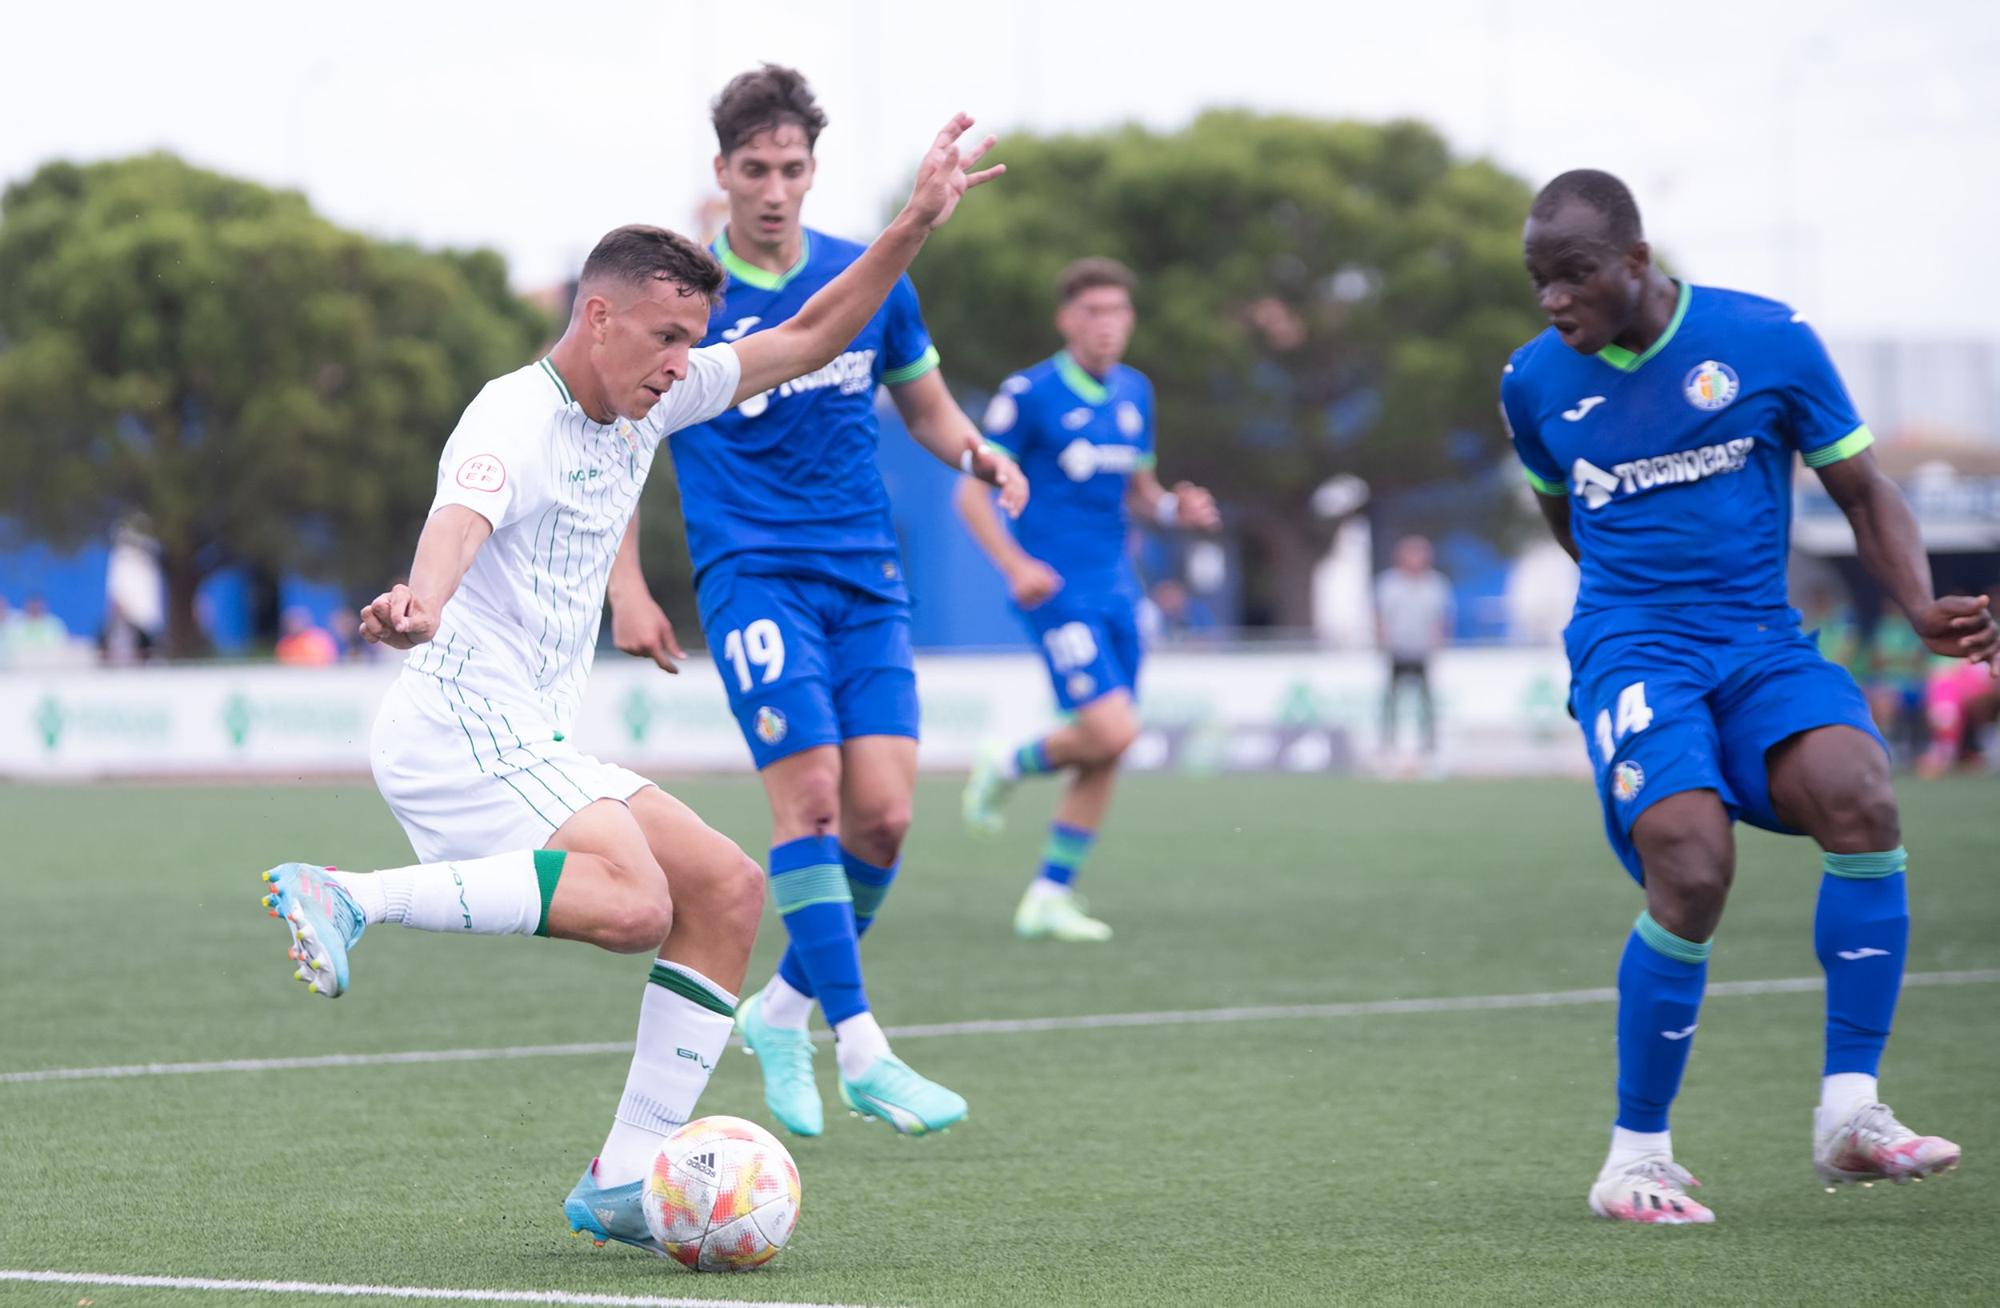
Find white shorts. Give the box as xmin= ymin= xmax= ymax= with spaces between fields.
xmin=371 ymin=670 xmax=653 ymax=863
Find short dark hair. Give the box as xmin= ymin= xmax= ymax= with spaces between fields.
xmin=711 ymin=64 xmax=828 ymax=156
xmin=1057 ymin=257 xmax=1136 ymax=304
xmin=1530 ymin=169 xmax=1644 ymax=248
xmin=578 ymin=224 xmax=725 ymax=303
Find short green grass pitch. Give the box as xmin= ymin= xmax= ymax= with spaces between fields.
xmin=2 ymin=775 xmax=1995 ymax=1307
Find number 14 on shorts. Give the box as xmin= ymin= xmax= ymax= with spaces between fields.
xmin=1594 ymin=681 xmax=1654 ymax=763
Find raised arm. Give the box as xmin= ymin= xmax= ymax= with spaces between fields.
xmin=359 ymin=505 xmax=491 ymax=648
xmin=729 ymin=113 xmax=1002 ymax=405
xmin=892 ymin=369 xmax=1027 ymax=516
xmin=1818 ymin=450 xmax=1997 ymax=666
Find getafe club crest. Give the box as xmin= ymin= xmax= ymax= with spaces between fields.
xmin=1683 ymin=360 xmax=1740 ymax=412
xmin=754 ymin=706 xmax=788 ymax=745
xmin=1612 ymin=760 xmax=1646 ymax=802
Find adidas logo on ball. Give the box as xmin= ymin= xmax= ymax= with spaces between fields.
xmin=685 ymin=1151 xmax=717 ymax=1176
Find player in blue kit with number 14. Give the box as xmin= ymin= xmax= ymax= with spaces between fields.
xmin=666 ymin=66 xmax=1025 ymax=1140
xmin=1504 ymin=171 xmax=1997 ymax=1225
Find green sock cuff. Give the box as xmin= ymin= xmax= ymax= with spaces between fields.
xmin=770 ymin=862 xmax=851 ymax=915
xmin=1823 ymin=847 xmax=1908 ymax=879
xmin=647 ymin=960 xmax=738 ymax=1018
xmin=532 ymin=849 xmax=565 ymax=938
xmin=1634 ymin=910 xmax=1712 ymax=964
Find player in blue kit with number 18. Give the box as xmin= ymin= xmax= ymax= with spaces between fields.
xmin=1503 ymin=170 xmax=1997 ymax=1224
xmin=957 ymin=258 xmax=1218 ymax=941
xmin=666 ymin=66 xmax=1024 ymax=1140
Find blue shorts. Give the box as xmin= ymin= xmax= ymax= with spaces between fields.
xmin=1569 ymin=626 xmax=1885 ymax=883
xmin=697 ymin=568 xmax=918 ymax=769
xmin=1019 ymin=597 xmax=1143 ymax=712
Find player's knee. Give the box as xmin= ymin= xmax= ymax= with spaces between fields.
xmin=1080 ymin=703 xmax=1139 ymax=762
xmin=606 ymin=881 xmax=675 ymax=954
xmin=1821 ymin=779 xmax=1901 ymax=852
xmin=1636 ymin=823 xmax=1734 ymax=937
xmin=847 ymin=797 xmax=912 ymax=861
xmin=773 ymin=763 xmax=842 ymax=835
xmin=714 ymin=847 xmax=766 ymax=947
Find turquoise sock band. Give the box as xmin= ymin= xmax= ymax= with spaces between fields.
xmin=770 ymin=861 xmax=851 ymax=914
xmin=1823 ymin=847 xmax=1908 ymax=879
xmin=532 ymin=849 xmax=565 ymax=938
xmin=1634 ymin=910 xmax=1712 ymax=965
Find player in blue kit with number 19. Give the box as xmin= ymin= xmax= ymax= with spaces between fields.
xmin=1503 ymin=171 xmax=1997 ymax=1225
xmin=666 ymin=66 xmax=1025 ymax=1140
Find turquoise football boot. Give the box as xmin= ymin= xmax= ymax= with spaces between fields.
xmin=1014 ymin=885 xmax=1114 ymax=942
xmin=563 ymin=1159 xmax=668 ymax=1256
xmin=839 ymin=1054 xmax=968 ymax=1136
xmin=259 ymin=862 xmax=365 ymax=998
xmin=961 ymin=742 xmax=1017 ymax=838
xmin=737 ymin=987 xmax=824 ymax=1137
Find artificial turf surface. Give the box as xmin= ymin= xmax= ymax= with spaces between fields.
xmin=1 ymin=774 xmax=1995 ymax=1306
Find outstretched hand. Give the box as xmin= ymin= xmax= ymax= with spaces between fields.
xmin=1913 ymin=593 xmax=1999 ymax=673
xmin=359 ymin=585 xmax=437 ymax=650
xmin=613 ymin=591 xmax=686 ymax=674
xmin=1171 ymin=481 xmax=1222 ymax=531
xmin=903 ymin=113 xmax=1003 ymax=230
xmin=966 ymin=435 xmax=1029 ymax=517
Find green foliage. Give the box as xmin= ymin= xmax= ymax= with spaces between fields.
xmin=915 ymin=112 xmax=1546 ymax=621
xmin=0 ymin=153 xmax=548 ymax=652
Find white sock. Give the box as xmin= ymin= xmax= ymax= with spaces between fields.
xmin=1603 ymin=1125 xmax=1672 ymax=1173
xmin=1026 ymin=878 xmax=1072 ymax=902
xmin=330 ymin=850 xmax=547 ymax=935
xmin=759 ymin=974 xmax=814 ymax=1030
xmin=597 ymin=961 xmax=737 ymax=1188
xmin=1820 ymin=1072 xmax=1879 ymax=1121
xmin=833 ymin=1011 xmax=890 ymax=1080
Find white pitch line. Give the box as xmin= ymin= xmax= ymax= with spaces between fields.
xmin=0 ymin=1270 xmax=880 ymax=1308
xmin=5 ymin=969 xmax=1995 ymax=1087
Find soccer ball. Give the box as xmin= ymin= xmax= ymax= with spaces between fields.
xmin=643 ymin=1115 xmax=801 ymax=1271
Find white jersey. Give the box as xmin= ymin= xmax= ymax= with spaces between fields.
xmin=402 ymin=347 xmax=741 ymax=731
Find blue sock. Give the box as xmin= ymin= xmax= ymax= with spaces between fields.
xmin=1614 ymin=911 xmax=1711 ymax=1133
xmin=767 ymin=835 xmax=868 ymax=1025
xmin=1816 ymin=849 xmax=1910 ymax=1077
xmin=775 ymin=849 xmax=901 ymax=1000
xmin=1013 ymin=739 xmax=1057 ymax=778
xmin=1037 ymin=822 xmax=1095 ymax=888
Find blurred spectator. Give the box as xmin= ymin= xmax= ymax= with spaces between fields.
xmin=5 ymin=595 xmax=72 ymax=668
xmin=99 ymin=596 xmax=157 ymax=666
xmin=1375 ymin=535 xmax=1453 ymax=759
xmin=1144 ymin=577 xmax=1218 ymax=644
xmin=1917 ymin=581 xmax=2000 ymax=777
xmin=274 ymin=606 xmax=339 ymax=666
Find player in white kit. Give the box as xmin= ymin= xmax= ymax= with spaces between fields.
xmin=255 ymin=114 xmax=1002 ymax=1256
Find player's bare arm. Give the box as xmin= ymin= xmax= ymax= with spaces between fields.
xmin=729 ymin=113 xmax=1002 ymax=405
xmin=891 ymin=368 xmax=1027 ymax=516
xmin=1128 ymin=466 xmax=1220 ymax=531
xmin=954 ymin=475 xmax=1062 ymax=608
xmin=1817 ymin=450 xmax=1997 ymax=667
xmin=607 ymin=506 xmax=687 ymax=674
xmin=359 ymin=504 xmax=492 ymax=648
xmin=1533 ymin=490 xmax=1580 ymax=562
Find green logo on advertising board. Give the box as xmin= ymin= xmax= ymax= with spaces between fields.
xmin=34 ymin=696 xmax=63 ymax=750
xmin=221 ymin=694 xmax=253 ymax=747
xmin=622 ymin=686 xmax=654 ymax=743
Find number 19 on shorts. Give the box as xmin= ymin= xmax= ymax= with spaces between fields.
xmin=723 ymin=619 xmax=785 ymax=692
xmin=1594 ymin=681 xmax=1653 ymax=763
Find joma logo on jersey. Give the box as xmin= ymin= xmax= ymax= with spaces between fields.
xmin=1571 ymin=438 xmax=1755 ymax=510
xmin=736 ymin=348 xmax=878 ymax=418
xmin=1058 ymin=439 xmax=1146 ymax=482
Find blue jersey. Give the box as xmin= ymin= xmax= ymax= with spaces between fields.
xmin=672 ymin=227 xmax=940 ymax=601
xmin=1502 ymin=282 xmax=1871 ymax=655
xmin=981 ymin=351 xmax=1157 ymax=605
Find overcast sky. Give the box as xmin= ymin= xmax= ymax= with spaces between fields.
xmin=5 ymin=0 xmax=1997 ymax=341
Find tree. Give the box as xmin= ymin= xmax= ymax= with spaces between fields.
xmin=912 ymin=111 xmax=1545 ymax=626
xmin=0 ymin=154 xmax=548 ymax=655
